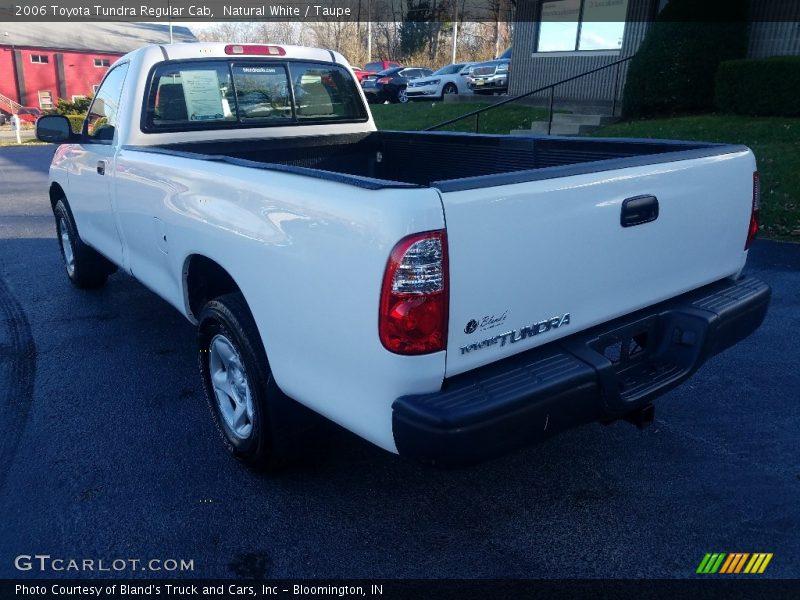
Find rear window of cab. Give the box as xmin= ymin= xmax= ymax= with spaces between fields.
xmin=142 ymin=60 xmax=367 ymax=132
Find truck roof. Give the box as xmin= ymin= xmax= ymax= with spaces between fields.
xmin=119 ymin=42 xmax=346 ymax=67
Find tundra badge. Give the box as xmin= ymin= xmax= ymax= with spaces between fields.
xmin=460 ymin=313 xmax=571 ymax=355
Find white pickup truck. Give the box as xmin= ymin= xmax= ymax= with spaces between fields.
xmin=36 ymin=43 xmax=770 ymax=469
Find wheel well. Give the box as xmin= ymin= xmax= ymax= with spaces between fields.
xmin=49 ymin=183 xmax=66 ymax=210
xmin=184 ymin=255 xmax=241 ymax=320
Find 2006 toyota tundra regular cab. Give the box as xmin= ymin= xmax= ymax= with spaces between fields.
xmin=36 ymin=42 xmax=770 ymax=469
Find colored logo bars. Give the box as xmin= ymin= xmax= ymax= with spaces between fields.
xmin=696 ymin=553 xmax=773 ymax=574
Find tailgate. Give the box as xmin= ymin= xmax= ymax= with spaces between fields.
xmin=440 ymin=149 xmax=756 ymax=377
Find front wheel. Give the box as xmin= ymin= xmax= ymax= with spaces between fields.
xmin=441 ymin=83 xmax=458 ymax=98
xmin=198 ymin=292 xmax=317 ymax=470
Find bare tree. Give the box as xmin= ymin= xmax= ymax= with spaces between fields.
xmin=306 ymin=21 xmax=368 ymax=65
xmin=372 ymin=21 xmax=402 ymax=61
xmin=198 ymin=22 xmax=311 ymax=46
xmin=197 ymin=22 xmax=262 ymax=43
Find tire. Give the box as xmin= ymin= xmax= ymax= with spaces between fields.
xmin=441 ymin=83 xmax=458 ymax=99
xmin=396 ymin=87 xmax=409 ymax=104
xmin=53 ymin=199 xmax=115 ymax=289
xmin=198 ymin=292 xmax=318 ymax=470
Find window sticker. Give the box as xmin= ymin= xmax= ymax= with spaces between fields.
xmin=180 ymin=70 xmax=225 ymax=121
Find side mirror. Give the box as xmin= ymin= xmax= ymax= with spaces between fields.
xmin=36 ymin=115 xmax=78 ymax=143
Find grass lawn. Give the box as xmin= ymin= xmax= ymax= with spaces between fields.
xmin=0 ymin=138 xmax=44 ymax=147
xmin=593 ymin=115 xmax=800 ymax=241
xmin=371 ymin=101 xmax=548 ymax=134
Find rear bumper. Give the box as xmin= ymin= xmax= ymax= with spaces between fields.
xmin=363 ymin=87 xmax=390 ymax=101
xmin=392 ymin=276 xmax=770 ymax=466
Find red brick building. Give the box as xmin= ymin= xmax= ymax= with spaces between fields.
xmin=1 ymin=22 xmax=196 ymax=116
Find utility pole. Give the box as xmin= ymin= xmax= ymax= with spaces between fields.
xmin=168 ymin=0 xmax=174 ymax=43
xmin=367 ymin=0 xmax=372 ymax=62
xmin=451 ymin=0 xmax=458 ymax=63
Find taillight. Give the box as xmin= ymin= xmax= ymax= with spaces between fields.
xmin=379 ymin=231 xmax=449 ymax=355
xmin=745 ymin=171 xmax=760 ymax=250
xmin=377 ymin=77 xmax=392 ymax=85
xmin=224 ymin=44 xmax=286 ymax=56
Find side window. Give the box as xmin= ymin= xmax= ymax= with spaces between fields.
xmin=85 ymin=63 xmax=129 ymax=143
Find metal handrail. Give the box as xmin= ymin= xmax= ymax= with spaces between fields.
xmin=425 ymin=55 xmax=634 ymax=134
xmin=0 ymin=92 xmax=23 ymax=115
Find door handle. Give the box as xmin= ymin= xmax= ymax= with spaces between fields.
xmin=621 ymin=195 xmax=659 ymax=227
xmin=97 ymin=160 xmax=105 ymax=176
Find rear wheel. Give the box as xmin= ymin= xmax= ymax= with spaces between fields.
xmin=198 ymin=292 xmax=318 ymax=470
xmin=397 ymin=87 xmax=409 ymax=104
xmin=53 ymin=199 xmax=115 ymax=289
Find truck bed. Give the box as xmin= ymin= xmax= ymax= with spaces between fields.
xmin=147 ymin=131 xmax=745 ymax=191
xmin=139 ymin=129 xmax=756 ymax=379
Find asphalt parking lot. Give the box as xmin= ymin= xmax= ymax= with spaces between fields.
xmin=1 ymin=144 xmax=798 ymax=579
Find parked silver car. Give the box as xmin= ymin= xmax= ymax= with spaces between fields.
xmin=405 ymin=63 xmax=475 ymax=100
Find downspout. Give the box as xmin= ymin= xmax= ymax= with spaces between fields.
xmin=12 ymin=46 xmax=27 ymax=106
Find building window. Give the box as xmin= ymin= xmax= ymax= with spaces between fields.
xmin=38 ymin=91 xmax=53 ymax=110
xmin=94 ymin=58 xmax=111 ymax=68
xmin=30 ymin=54 xmax=49 ymax=64
xmin=536 ymin=0 xmax=628 ymax=52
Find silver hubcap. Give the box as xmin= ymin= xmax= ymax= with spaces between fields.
xmin=444 ymin=85 xmax=456 ymax=95
xmin=209 ymin=334 xmax=254 ymax=440
xmin=399 ymin=89 xmax=408 ymax=103
xmin=59 ymin=217 xmax=75 ymax=276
